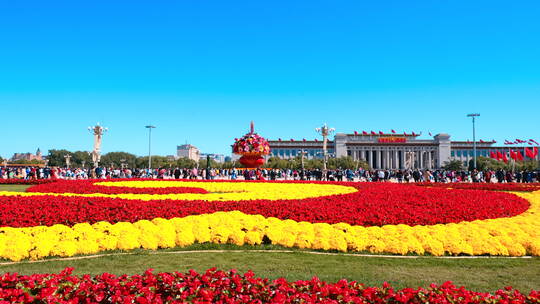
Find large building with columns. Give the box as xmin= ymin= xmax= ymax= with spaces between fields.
xmin=268 ymin=132 xmax=537 ymax=170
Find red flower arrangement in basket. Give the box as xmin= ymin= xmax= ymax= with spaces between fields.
xmin=233 ymin=122 xmax=271 ymax=168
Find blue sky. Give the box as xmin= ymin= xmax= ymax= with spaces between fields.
xmin=1 ymin=0 xmax=539 ymax=158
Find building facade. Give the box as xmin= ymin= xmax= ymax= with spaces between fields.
xmin=268 ymin=133 xmax=537 ymax=170
xmin=10 ymin=148 xmax=43 ymax=162
xmin=176 ymin=144 xmax=200 ymax=162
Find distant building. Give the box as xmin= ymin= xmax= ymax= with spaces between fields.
xmin=177 ymin=144 xmax=200 ymax=162
xmin=10 ymin=148 xmax=43 ymax=162
xmin=265 ymin=132 xmax=536 ymax=170
xmin=201 ymin=153 xmax=225 ymax=163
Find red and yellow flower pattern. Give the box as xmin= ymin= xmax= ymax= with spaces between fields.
xmin=0 ymin=180 xmax=539 ymax=261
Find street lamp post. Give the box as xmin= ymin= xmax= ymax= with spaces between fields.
xmin=88 ymin=123 xmax=108 ymax=168
xmin=467 ymin=114 xmax=480 ymax=170
xmin=145 ymin=125 xmax=156 ymax=170
xmin=315 ymin=123 xmax=335 ymax=172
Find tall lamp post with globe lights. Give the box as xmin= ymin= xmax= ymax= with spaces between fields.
xmin=315 ymin=123 xmax=335 ymax=171
xmin=88 ymin=123 xmax=108 ymax=168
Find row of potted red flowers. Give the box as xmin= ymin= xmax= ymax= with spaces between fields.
xmin=27 ymin=181 xmax=209 ymax=195
xmin=0 ymin=181 xmax=529 ymax=228
xmin=0 ymin=179 xmax=55 ymax=185
xmin=416 ymin=182 xmax=540 ymax=192
xmin=0 ymin=268 xmax=538 ymax=303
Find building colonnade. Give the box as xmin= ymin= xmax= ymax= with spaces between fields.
xmin=349 ymin=146 xmax=437 ymax=170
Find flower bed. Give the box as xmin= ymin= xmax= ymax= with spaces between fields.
xmin=416 ymin=182 xmax=540 ymax=192
xmin=0 ymin=179 xmax=55 ymax=185
xmin=0 ymin=268 xmax=538 ymax=303
xmin=0 ymin=180 xmax=539 ymax=260
xmin=16 ymin=180 xmax=529 ymax=227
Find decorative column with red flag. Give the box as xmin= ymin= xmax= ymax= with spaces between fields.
xmin=502 ymin=152 xmax=508 ymax=163
xmin=517 ymin=151 xmax=524 ymax=161
xmin=510 ymin=150 xmax=517 ymax=160
xmin=525 ymin=147 xmax=534 ymax=159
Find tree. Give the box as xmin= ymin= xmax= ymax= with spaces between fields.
xmin=198 ymin=158 xmax=220 ymax=169
xmin=175 ymin=157 xmax=198 ymax=169
xmin=443 ymin=159 xmax=464 ymax=171
xmin=327 ymin=156 xmax=369 ymax=170
xmin=469 ymin=156 xmax=508 ymax=171
xmin=101 ymin=152 xmax=138 ymax=168
xmin=70 ymin=151 xmax=93 ymax=168
xmin=47 ymin=149 xmax=72 ymax=167
xmin=221 ymin=160 xmax=243 ymax=169
xmin=135 ymin=156 xmax=171 ymax=168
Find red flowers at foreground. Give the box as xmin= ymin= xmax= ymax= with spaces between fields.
xmin=0 ymin=181 xmax=530 ymax=227
xmin=0 ymin=268 xmax=538 ymax=304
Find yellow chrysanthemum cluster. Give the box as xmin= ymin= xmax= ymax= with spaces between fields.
xmin=0 ymin=191 xmax=538 ymax=261
xmin=0 ymin=181 xmax=358 ymax=201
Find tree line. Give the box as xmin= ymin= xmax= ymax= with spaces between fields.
xmin=33 ymin=150 xmax=370 ymax=170
xmin=443 ymin=156 xmax=538 ymax=171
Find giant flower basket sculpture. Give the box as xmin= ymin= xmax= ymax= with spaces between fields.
xmin=233 ymin=122 xmax=271 ymax=168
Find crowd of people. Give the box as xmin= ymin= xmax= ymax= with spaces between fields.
xmin=1 ymin=165 xmax=539 ymax=183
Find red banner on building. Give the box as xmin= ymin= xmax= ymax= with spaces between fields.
xmin=378 ymin=137 xmax=407 ymax=143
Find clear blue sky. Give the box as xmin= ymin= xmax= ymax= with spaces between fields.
xmin=1 ymin=0 xmax=539 ymax=158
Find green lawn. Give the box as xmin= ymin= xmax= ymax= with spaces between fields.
xmin=0 ymin=244 xmax=538 ymax=292
xmin=0 ymin=184 xmax=30 ymax=192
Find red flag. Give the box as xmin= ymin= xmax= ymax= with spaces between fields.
xmin=362 ymin=131 xmax=368 ymax=135
xmin=479 ymin=139 xmax=484 ymax=143
xmin=379 ymin=131 xmax=384 ymax=135
xmin=533 ymin=147 xmax=539 ymax=158
xmin=429 ymin=132 xmax=432 ymax=136
xmin=403 ymin=132 xmax=407 ymax=136
xmin=497 ymin=151 xmax=504 ymax=160
xmin=517 ymin=151 xmax=524 ymax=161
xmin=525 ymin=147 xmax=534 ymax=158
xmin=278 ymin=138 xmax=282 ymax=141
xmin=530 ymin=139 xmax=539 ymax=145
xmin=303 ymin=138 xmax=306 ymax=142
xmin=412 ymin=132 xmax=416 ymax=136
xmin=510 ymin=150 xmax=517 ymax=160
xmin=371 ymin=131 xmax=376 ymax=135
xmin=314 ymin=139 xmax=318 ymax=142
xmin=391 ymin=129 xmax=396 ymax=134
xmin=290 ymin=139 xmax=294 ymax=142
xmin=490 ymin=151 xmax=497 ymax=159
xmin=354 ymin=131 xmax=358 ymax=135
xmin=502 ymin=153 xmax=508 ymax=163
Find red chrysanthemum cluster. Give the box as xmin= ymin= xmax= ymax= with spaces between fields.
xmin=416 ymin=182 xmax=540 ymax=192
xmin=0 ymin=268 xmax=538 ymax=303
xmin=0 ymin=179 xmax=54 ymax=185
xmin=0 ymin=180 xmax=529 ymax=228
